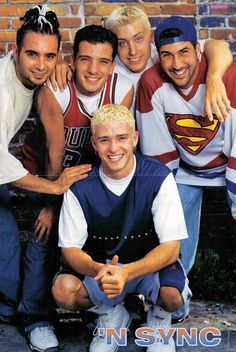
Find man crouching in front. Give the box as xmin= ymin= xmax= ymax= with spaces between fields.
xmin=52 ymin=104 xmax=191 ymax=352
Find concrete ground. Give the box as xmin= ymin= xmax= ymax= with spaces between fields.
xmin=0 ymin=300 xmax=235 ymax=352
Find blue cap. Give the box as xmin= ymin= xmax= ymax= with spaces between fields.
xmin=155 ymin=16 xmax=197 ymax=49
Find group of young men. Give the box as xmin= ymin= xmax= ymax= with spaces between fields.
xmin=0 ymin=4 xmax=235 ymax=352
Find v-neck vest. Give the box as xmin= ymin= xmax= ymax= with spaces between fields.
xmin=71 ymin=153 xmax=170 ymax=263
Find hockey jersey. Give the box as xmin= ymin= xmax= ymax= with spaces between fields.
xmin=136 ymin=56 xmax=236 ymax=215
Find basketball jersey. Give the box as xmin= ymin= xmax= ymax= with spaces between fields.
xmin=22 ymin=72 xmax=132 ymax=174
xmin=63 ymin=74 xmax=119 ymax=167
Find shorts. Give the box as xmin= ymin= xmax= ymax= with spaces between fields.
xmin=54 ymin=259 xmax=191 ymax=307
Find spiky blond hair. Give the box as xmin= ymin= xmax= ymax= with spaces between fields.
xmin=105 ymin=6 xmax=151 ymax=32
xmin=91 ymin=104 xmax=135 ymax=133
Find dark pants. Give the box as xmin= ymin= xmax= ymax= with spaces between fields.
xmin=0 ymin=186 xmax=58 ymax=330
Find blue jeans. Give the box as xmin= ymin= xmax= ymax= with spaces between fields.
xmin=0 ymin=185 xmax=21 ymax=320
xmin=18 ymin=192 xmax=59 ymax=331
xmin=177 ymin=184 xmax=203 ymax=274
xmin=0 ymin=186 xmax=58 ymax=330
xmin=170 ymin=184 xmax=202 ymax=320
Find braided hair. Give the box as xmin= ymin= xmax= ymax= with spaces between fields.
xmin=16 ymin=5 xmax=61 ymax=51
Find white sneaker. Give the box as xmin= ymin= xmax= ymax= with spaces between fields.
xmin=89 ymin=303 xmax=131 ymax=352
xmin=29 ymin=325 xmax=59 ymax=352
xmin=146 ymin=306 xmax=176 ymax=352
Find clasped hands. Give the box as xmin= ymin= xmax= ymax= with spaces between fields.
xmin=94 ymin=255 xmax=129 ymax=299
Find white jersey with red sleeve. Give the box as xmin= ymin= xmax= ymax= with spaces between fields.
xmin=136 ymin=55 xmax=236 ymax=216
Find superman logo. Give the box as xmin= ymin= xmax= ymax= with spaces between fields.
xmin=165 ymin=113 xmax=220 ymax=155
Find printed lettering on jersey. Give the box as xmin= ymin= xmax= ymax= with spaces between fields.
xmin=64 ymin=126 xmax=91 ymax=148
xmin=64 ymin=126 xmax=92 ymax=167
xmin=165 ymin=113 xmax=220 ymax=155
xmin=63 ymin=148 xmax=82 ymax=168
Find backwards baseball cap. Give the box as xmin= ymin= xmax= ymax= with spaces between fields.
xmin=155 ymin=16 xmax=197 ymax=49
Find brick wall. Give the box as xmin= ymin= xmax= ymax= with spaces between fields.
xmin=0 ymin=1 xmax=235 ymax=60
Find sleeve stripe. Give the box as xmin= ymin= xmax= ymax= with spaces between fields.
xmin=226 ymin=178 xmax=236 ymax=195
xmin=153 ymin=150 xmax=179 ymax=165
xmin=228 ymin=156 xmax=236 ymax=170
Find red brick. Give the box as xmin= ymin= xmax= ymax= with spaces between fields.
xmin=59 ymin=17 xmax=82 ymax=28
xmin=0 ymin=32 xmax=16 ymax=42
xmin=0 ymin=43 xmax=7 ymax=52
xmin=60 ymin=30 xmax=70 ymax=42
xmin=61 ymin=42 xmax=73 ymax=54
xmin=211 ymin=29 xmax=236 ymax=40
xmin=161 ymin=4 xmax=197 ymax=15
xmin=0 ymin=19 xmax=9 ymax=29
xmin=199 ymin=29 xmax=209 ymax=40
xmin=138 ymin=5 xmax=161 ymax=16
xmin=50 ymin=0 xmax=75 ymax=2
xmin=10 ymin=0 xmax=43 ymax=4
xmin=85 ymin=18 xmax=103 ymax=26
xmin=12 ymin=19 xmax=21 ymax=30
xmin=47 ymin=5 xmax=70 ymax=16
xmin=84 ymin=4 xmax=119 ymax=17
xmin=0 ymin=6 xmax=29 ymax=16
xmin=85 ymin=4 xmax=161 ymax=17
xmin=71 ymin=5 xmax=80 ymax=15
xmin=150 ymin=0 xmax=175 ymax=2
xmin=6 ymin=4 xmax=69 ymax=15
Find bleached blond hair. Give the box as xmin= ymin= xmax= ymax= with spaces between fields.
xmin=105 ymin=6 xmax=151 ymax=32
xmin=91 ymin=104 xmax=135 ymax=133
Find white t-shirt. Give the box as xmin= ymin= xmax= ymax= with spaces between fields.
xmin=0 ymin=52 xmax=35 ymax=184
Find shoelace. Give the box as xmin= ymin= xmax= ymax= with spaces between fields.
xmin=93 ymin=314 xmax=107 ymax=337
xmin=93 ymin=324 xmax=99 ymax=337
xmin=148 ymin=314 xmax=172 ymax=332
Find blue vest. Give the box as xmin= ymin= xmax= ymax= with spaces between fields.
xmin=71 ymin=153 xmax=171 ymax=263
